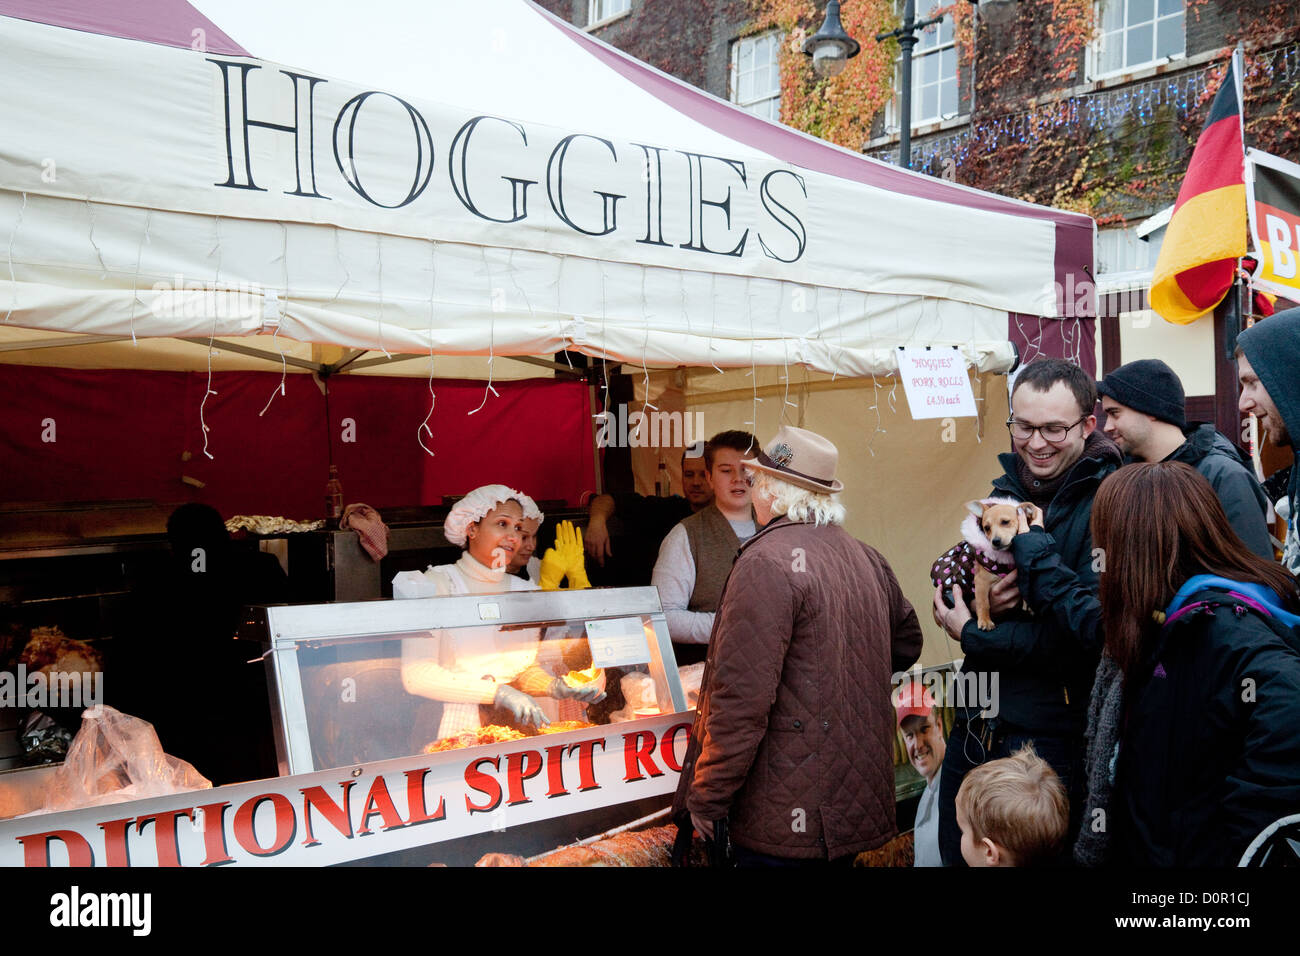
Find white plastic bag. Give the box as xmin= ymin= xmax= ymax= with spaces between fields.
xmin=34 ymin=706 xmax=211 ymax=814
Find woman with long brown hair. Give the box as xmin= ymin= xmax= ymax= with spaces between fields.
xmin=1082 ymin=461 xmax=1300 ymax=866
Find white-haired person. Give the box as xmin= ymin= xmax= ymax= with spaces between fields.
xmin=393 ymin=484 xmax=600 ymax=737
xmin=672 ymin=426 xmax=923 ymax=866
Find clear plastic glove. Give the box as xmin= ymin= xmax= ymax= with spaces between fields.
xmin=549 ymin=677 xmax=607 ymax=704
xmin=493 ymin=685 xmax=549 ymax=727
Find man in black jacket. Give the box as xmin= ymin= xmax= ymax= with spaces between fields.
xmin=1097 ymin=358 xmax=1272 ymax=558
xmin=1237 ymin=307 xmax=1300 ymax=577
xmin=932 ymin=358 xmax=1121 ymax=866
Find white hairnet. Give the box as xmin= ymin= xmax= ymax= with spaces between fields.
xmin=443 ymin=484 xmax=529 ymax=547
xmin=514 ymin=493 xmax=544 ymax=525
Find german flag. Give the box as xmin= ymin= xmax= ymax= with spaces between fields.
xmin=1151 ymin=52 xmax=1246 ymax=325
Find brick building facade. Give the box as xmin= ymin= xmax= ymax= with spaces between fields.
xmin=539 ymin=0 xmax=1300 ymax=436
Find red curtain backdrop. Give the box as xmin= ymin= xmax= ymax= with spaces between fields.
xmin=0 ymin=366 xmax=594 ymax=518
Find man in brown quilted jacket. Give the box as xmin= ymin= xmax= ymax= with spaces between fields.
xmin=673 ymin=425 xmax=923 ymax=865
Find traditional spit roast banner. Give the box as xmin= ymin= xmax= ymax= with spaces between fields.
xmin=0 ymin=7 xmax=1065 ymax=376
xmin=1247 ymin=148 xmax=1300 ymax=302
xmin=0 ymin=714 xmax=693 ymax=867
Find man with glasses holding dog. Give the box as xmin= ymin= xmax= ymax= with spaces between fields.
xmin=931 ymin=357 xmax=1121 ymax=866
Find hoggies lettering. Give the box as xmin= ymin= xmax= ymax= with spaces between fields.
xmin=208 ymin=60 xmax=808 ymax=261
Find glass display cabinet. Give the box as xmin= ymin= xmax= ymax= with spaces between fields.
xmin=245 ymin=587 xmax=687 ymax=776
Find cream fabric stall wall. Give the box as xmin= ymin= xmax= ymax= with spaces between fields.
xmin=671 ymin=366 xmax=1010 ymax=670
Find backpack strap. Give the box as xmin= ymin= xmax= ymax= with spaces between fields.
xmin=1162 ymin=588 xmax=1300 ymax=654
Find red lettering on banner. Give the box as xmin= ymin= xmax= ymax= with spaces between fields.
xmin=196 ymin=801 xmax=235 ymax=866
xmin=356 ymin=777 xmax=406 ymax=835
xmin=135 ymin=809 xmax=193 ymax=866
xmin=623 ymin=730 xmax=663 ymax=781
xmin=506 ymin=750 xmax=543 ymax=806
xmin=404 ymin=768 xmax=447 ymax=824
xmin=465 ymin=756 xmax=503 ymax=813
xmin=99 ymin=816 xmax=134 ymax=867
xmin=567 ymin=738 xmax=606 ymax=792
xmin=544 ymin=743 xmax=569 ymax=798
xmin=17 ymin=829 xmax=94 ymax=867
xmin=659 ymin=722 xmax=691 ymax=773
xmin=301 ymin=781 xmax=355 ymax=846
xmin=232 ymin=793 xmax=297 ymax=856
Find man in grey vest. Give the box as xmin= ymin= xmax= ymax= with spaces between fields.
xmin=652 ymin=430 xmax=758 ymax=665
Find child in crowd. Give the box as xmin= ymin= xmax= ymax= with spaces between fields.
xmin=955 ymin=745 xmax=1068 ymax=867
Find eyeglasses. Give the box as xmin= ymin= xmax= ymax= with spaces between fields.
xmin=1006 ymin=416 xmax=1088 ymax=443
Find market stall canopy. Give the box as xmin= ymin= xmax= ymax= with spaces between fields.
xmin=0 ymin=0 xmax=1094 ymax=377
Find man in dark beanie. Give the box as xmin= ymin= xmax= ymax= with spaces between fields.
xmin=1098 ymin=358 xmax=1272 ymax=558
xmin=1237 ymin=307 xmax=1300 ymax=576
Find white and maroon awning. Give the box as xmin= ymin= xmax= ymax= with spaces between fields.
xmin=0 ymin=0 xmax=1094 ymax=376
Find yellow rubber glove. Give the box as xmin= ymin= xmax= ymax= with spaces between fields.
xmin=537 ymin=521 xmax=590 ymax=591
xmin=538 ymin=545 xmax=566 ymax=591
xmin=557 ymin=521 xmax=591 ymax=590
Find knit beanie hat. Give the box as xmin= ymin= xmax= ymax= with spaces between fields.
xmin=1096 ymin=359 xmax=1186 ymax=428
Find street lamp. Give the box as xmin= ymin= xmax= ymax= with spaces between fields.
xmin=802 ymin=2 xmax=861 ymax=79
xmin=875 ymin=0 xmax=945 ymax=169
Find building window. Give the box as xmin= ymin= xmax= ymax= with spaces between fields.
xmin=884 ymin=2 xmax=958 ymax=132
xmin=587 ymin=0 xmax=630 ymax=27
xmin=1091 ymin=0 xmax=1184 ymax=78
xmin=730 ymin=31 xmax=782 ymax=122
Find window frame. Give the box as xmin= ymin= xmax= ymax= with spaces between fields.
xmin=882 ymin=2 xmax=959 ymax=133
xmin=587 ymin=0 xmax=631 ymax=29
xmin=729 ymin=29 xmax=783 ymax=123
xmin=1087 ymin=0 xmax=1186 ymax=82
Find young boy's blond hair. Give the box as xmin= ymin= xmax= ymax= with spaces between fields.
xmin=955 ymin=744 xmax=1068 ymax=866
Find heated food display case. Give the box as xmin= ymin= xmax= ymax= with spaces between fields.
xmin=246 ymin=586 xmax=690 ymax=776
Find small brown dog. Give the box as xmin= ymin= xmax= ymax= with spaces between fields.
xmin=931 ymin=497 xmax=1038 ymax=630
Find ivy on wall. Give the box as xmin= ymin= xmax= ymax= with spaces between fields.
xmin=750 ymin=0 xmax=1300 ymax=224
xmin=747 ymin=0 xmax=898 ymax=149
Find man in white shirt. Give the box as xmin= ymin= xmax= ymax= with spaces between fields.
xmin=651 ymin=430 xmax=758 ymax=665
xmin=895 ymin=680 xmax=947 ymax=867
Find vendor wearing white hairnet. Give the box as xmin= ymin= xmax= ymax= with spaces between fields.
xmin=393 ymin=485 xmax=601 ymax=736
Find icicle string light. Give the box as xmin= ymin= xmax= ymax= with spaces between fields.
xmin=197 ymin=216 xmax=227 ymax=454
xmin=865 ymin=48 xmax=1300 ymax=175
xmin=742 ymin=279 xmax=760 ymax=434
xmin=866 ymin=369 xmax=882 ymax=458
xmin=86 ymin=199 xmax=109 ymax=279
xmin=469 ymin=247 xmax=499 ymax=416
xmin=331 ymin=227 xmax=351 ymax=303
xmin=417 ymin=239 xmax=438 ymax=459
xmin=200 ymin=316 xmax=218 ymax=461
xmin=373 ymin=233 xmax=390 ymax=359
xmin=258 ymin=320 xmax=288 ymax=418
xmin=555 ymin=253 xmax=573 ymax=369
xmin=706 ymin=272 xmax=723 ymax=375
xmin=128 ymin=209 xmax=153 ymax=346
xmin=259 ymin=224 xmax=290 ymax=417
xmin=599 ymin=265 xmax=611 ymax=413
xmin=640 ymin=267 xmax=657 ymax=416
xmin=4 ymin=191 xmax=25 ymax=322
